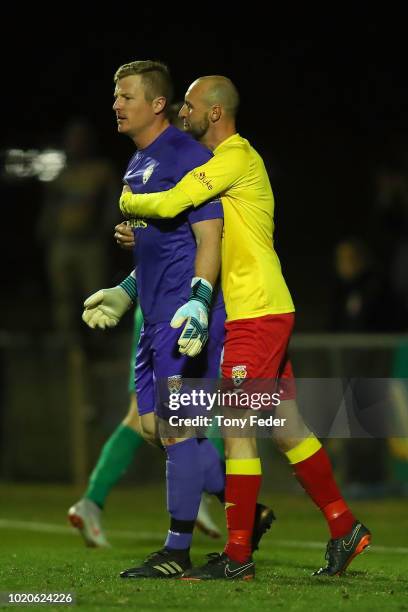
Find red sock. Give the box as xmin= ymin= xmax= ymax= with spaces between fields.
xmin=224 ymin=474 xmax=262 ymax=563
xmin=293 ymin=447 xmax=355 ymax=539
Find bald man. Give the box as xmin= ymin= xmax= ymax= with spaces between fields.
xmin=120 ymin=76 xmax=371 ymax=580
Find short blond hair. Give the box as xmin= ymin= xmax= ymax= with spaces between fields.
xmin=114 ymin=60 xmax=173 ymax=104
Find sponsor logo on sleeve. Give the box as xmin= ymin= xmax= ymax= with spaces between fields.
xmin=192 ymin=169 xmax=213 ymax=190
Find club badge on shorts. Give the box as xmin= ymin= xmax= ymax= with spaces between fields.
xmin=231 ymin=365 xmax=247 ymax=387
xmin=168 ymin=374 xmax=183 ymax=394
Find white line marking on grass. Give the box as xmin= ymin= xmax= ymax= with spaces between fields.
xmin=0 ymin=520 xmax=159 ymax=540
xmin=0 ymin=520 xmax=407 ymax=554
xmin=0 ymin=519 xmax=70 ymax=534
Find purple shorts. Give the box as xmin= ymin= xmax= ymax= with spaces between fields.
xmin=135 ymin=306 xmax=225 ymax=416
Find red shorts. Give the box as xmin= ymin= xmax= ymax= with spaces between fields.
xmin=221 ymin=313 xmax=296 ymax=400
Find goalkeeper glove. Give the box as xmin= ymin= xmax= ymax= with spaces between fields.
xmin=170 ymin=277 xmax=212 ymax=357
xmin=82 ymin=274 xmax=137 ymax=330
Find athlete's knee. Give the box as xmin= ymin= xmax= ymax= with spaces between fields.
xmin=273 ymin=399 xmax=311 ymax=446
xmin=122 ymin=395 xmax=142 ymax=433
xmin=162 ymin=437 xmax=186 ymax=447
xmin=140 ymin=412 xmax=159 ymax=446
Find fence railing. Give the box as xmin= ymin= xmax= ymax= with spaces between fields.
xmin=0 ymin=332 xmax=407 ymax=483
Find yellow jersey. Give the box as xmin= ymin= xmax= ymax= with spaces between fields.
xmin=121 ymin=133 xmax=294 ymax=321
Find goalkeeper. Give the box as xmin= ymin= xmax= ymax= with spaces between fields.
xmin=69 ymin=80 xmax=226 ymax=548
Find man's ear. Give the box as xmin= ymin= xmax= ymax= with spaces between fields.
xmin=153 ymin=96 xmax=167 ymax=115
xmin=210 ymin=104 xmax=222 ymax=123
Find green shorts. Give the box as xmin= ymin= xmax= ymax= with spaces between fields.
xmin=128 ymin=304 xmax=144 ymax=394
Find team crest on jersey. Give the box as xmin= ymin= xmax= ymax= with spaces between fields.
xmin=232 ymin=365 xmax=247 ymax=387
xmin=142 ymin=163 xmax=155 ymax=184
xmin=168 ymin=375 xmax=183 ymax=394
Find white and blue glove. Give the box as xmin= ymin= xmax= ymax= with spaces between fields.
xmin=82 ymin=274 xmax=137 ymax=330
xmin=171 ymin=277 xmax=213 ymax=357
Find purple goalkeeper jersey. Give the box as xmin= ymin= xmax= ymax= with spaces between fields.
xmin=123 ymin=125 xmax=224 ymax=324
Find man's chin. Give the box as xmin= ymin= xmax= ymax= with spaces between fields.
xmin=188 ymin=129 xmax=204 ymax=141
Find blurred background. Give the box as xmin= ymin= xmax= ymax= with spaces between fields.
xmin=1 ymin=13 xmax=408 ymax=501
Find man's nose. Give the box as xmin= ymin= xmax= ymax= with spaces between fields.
xmin=178 ymin=104 xmax=187 ymax=118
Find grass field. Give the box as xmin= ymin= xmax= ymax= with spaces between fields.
xmin=0 ymin=483 xmax=407 ymax=611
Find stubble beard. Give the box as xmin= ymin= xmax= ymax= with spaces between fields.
xmin=187 ymin=115 xmax=210 ymax=141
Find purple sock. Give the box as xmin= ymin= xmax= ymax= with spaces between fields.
xmin=198 ymin=438 xmax=225 ymax=495
xmin=164 ymin=438 xmax=203 ymax=550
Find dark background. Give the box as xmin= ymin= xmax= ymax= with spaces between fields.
xmin=1 ymin=12 xmax=407 ymax=330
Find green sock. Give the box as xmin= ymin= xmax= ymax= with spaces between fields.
xmin=209 ymin=437 xmax=225 ymax=459
xmin=206 ymin=419 xmax=224 ymax=459
xmin=85 ymin=424 xmax=144 ymax=508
